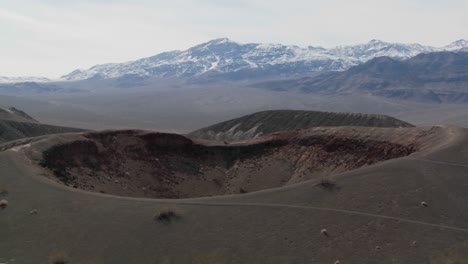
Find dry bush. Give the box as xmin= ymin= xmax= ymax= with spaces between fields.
xmin=154 ymin=207 xmax=180 ymax=223
xmin=316 ymin=179 xmax=340 ymax=191
xmin=0 ymin=199 xmax=8 ymax=209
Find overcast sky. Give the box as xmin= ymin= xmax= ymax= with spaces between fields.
xmin=1 ymin=0 xmax=467 ymax=78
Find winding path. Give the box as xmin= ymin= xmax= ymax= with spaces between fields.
xmin=172 ymin=157 xmax=468 ymax=234
xmin=408 ymin=157 xmax=468 ymax=168
xmin=176 ymin=201 xmax=468 ymax=233
xmin=5 ymin=137 xmax=468 ymax=234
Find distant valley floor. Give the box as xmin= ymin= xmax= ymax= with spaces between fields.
xmin=2 ymin=87 xmax=468 ymax=133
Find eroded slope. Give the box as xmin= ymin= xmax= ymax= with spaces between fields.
xmin=189 ymin=110 xmax=414 ymax=142
xmin=36 ymin=127 xmax=444 ymax=199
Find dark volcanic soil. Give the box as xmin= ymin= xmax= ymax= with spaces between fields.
xmin=38 ymin=128 xmax=434 ymax=199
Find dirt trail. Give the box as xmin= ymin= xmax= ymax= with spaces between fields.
xmin=175 ymin=201 xmax=468 ymax=233
xmin=408 ymin=158 xmax=468 ymax=168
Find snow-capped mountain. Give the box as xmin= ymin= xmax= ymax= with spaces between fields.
xmin=0 ymin=76 xmax=51 ymax=84
xmin=61 ymin=38 xmax=468 ymax=82
xmin=444 ymin=39 xmax=468 ymax=51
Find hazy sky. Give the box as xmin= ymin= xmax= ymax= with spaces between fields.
xmin=1 ymin=0 xmax=467 ymax=78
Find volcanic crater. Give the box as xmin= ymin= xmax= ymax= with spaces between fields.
xmin=37 ymin=127 xmax=439 ymax=199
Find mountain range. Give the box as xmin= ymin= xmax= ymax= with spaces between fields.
xmin=0 ymin=38 xmax=466 ymax=85
xmin=252 ymin=51 xmax=468 ymax=103
xmin=59 ymin=38 xmax=468 ymax=82
xmin=0 ymin=39 xmax=468 ymax=131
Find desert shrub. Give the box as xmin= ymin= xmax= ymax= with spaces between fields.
xmin=316 ymin=179 xmax=340 ymax=191
xmin=154 ymin=207 xmax=179 ymax=223
xmin=0 ymin=199 xmax=8 ymax=209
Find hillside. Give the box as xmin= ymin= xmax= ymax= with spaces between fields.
xmin=0 ymin=106 xmax=38 ymax=123
xmin=1 ymin=125 xmax=467 ymax=263
xmin=253 ymin=52 xmax=468 ymax=103
xmin=0 ymin=120 xmax=83 ymax=144
xmin=0 ymin=105 xmax=84 ymax=144
xmin=189 ymin=110 xmax=414 ymax=141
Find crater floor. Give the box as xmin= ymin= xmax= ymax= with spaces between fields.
xmin=37 ymin=127 xmax=441 ymax=199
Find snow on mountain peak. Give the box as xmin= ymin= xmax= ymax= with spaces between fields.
xmin=368 ymin=39 xmax=385 ymax=45
xmin=209 ymin=38 xmax=233 ymax=44
xmin=60 ymin=38 xmax=468 ymax=82
xmin=445 ymin=39 xmax=468 ymax=51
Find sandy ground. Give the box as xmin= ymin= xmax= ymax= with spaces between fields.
xmin=0 ymin=126 xmax=467 ymax=263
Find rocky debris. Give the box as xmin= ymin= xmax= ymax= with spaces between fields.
xmin=321 ymin=229 xmax=329 ymax=236
xmin=38 ymin=128 xmax=422 ymax=199
xmin=0 ymin=199 xmax=8 ymax=209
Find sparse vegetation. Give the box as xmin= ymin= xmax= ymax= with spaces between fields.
xmin=316 ymin=179 xmax=340 ymax=191
xmin=154 ymin=207 xmax=180 ymax=223
xmin=0 ymin=199 xmax=8 ymax=209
